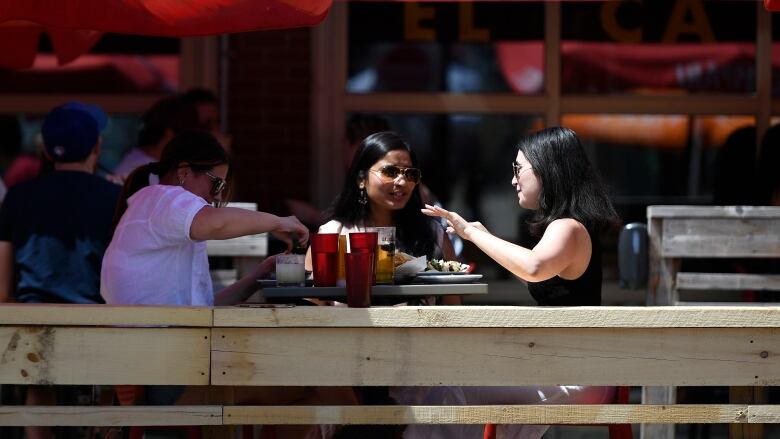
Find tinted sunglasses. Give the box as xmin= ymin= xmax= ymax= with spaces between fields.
xmin=370 ymin=165 xmax=422 ymax=183
xmin=203 ymin=171 xmax=227 ymax=196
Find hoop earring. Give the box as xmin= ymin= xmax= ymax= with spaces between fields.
xmin=358 ymin=184 xmax=368 ymax=205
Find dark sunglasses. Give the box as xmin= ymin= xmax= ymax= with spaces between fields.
xmin=371 ymin=165 xmax=422 ymax=183
xmin=203 ymin=171 xmax=227 ymax=196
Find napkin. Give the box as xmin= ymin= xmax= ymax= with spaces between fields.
xmin=394 ymin=256 xmax=427 ymax=277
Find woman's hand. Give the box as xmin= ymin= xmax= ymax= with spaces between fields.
xmin=421 ymin=204 xmax=488 ymax=241
xmin=273 ymin=216 xmax=309 ymax=251
xmin=251 ymin=255 xmax=278 ymax=280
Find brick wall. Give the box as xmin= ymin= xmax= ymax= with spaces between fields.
xmin=227 ymin=29 xmax=312 ymax=215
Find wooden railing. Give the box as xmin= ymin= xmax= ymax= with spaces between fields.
xmin=1 ymin=305 xmax=779 ymax=430
xmin=646 ymin=205 xmax=780 ymax=439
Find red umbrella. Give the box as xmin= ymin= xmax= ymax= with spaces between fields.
xmin=0 ymin=0 xmax=332 ymax=69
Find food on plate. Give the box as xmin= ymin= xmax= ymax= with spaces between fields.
xmin=393 ymin=251 xmax=415 ymax=267
xmin=426 ymin=259 xmax=470 ymax=273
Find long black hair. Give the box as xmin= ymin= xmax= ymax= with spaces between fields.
xmin=517 ymin=127 xmax=619 ymax=236
xmin=112 ymin=130 xmax=231 ymax=232
xmin=329 ymin=131 xmax=440 ymax=258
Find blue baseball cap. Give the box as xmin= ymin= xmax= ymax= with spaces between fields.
xmin=41 ymin=102 xmax=108 ymax=163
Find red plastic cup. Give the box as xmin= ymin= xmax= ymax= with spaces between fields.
xmin=349 ymin=232 xmax=378 ymax=284
xmin=310 ymin=233 xmax=339 ymax=287
xmin=345 ymin=252 xmax=374 ymax=308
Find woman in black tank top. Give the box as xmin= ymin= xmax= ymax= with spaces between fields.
xmin=423 ymin=127 xmax=618 ymax=306
xmin=410 ymin=127 xmax=620 ymax=439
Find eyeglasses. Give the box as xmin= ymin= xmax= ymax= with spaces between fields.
xmin=370 ymin=165 xmax=422 ymax=183
xmin=511 ymin=162 xmax=531 ymax=179
xmin=203 ymin=171 xmax=227 ymax=196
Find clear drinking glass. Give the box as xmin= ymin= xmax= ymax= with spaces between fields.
xmin=276 ymin=254 xmax=305 ymax=287
xmin=369 ymin=227 xmax=396 ymax=284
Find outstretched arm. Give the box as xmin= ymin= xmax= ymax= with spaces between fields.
xmin=214 ymin=255 xmax=277 ymax=306
xmin=190 ymin=206 xmax=308 ymax=251
xmin=422 ymin=204 xmax=582 ymax=282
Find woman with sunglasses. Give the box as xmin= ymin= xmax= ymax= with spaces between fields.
xmin=411 ymin=127 xmax=620 ymax=439
xmin=312 ymin=131 xmax=456 ymax=279
xmin=101 ymin=130 xmax=308 ymax=307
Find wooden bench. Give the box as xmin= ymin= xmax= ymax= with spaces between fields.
xmin=647 ymin=205 xmax=780 ymax=306
xmin=646 ymin=206 xmax=780 ymax=439
xmin=1 ymin=305 xmax=780 ymax=433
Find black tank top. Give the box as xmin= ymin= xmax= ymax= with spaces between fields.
xmin=527 ymin=228 xmax=602 ymax=306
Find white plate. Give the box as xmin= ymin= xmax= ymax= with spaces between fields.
xmin=416 ymin=271 xmax=471 ymax=276
xmin=414 ymin=274 xmax=483 ymax=284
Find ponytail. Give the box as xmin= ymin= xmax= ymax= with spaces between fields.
xmin=110 ymin=130 xmax=229 ymax=236
xmin=111 ymin=162 xmax=160 ymax=234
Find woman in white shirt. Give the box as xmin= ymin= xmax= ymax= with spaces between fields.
xmin=101 ymin=129 xmax=308 ymax=306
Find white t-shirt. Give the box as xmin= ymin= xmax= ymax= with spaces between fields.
xmin=101 ymin=185 xmax=213 ymax=306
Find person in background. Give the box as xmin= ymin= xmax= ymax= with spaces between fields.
xmin=0 ymin=115 xmax=22 ymax=173
xmin=113 ymin=94 xmax=202 ymax=178
xmin=181 ymin=87 xmax=233 ymax=151
xmin=0 ymin=102 xmax=120 ymax=439
xmin=1 ymin=114 xmax=45 ymax=189
xmin=181 ymin=87 xmax=220 ymax=132
xmin=418 ymin=127 xmax=620 ymax=439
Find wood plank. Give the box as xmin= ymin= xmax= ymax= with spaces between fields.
xmin=641 ymin=387 xmax=675 ymax=439
xmin=212 ymin=306 xmax=780 ymax=328
xmin=0 ymin=405 xmax=222 ymax=426
xmin=0 ymin=327 xmax=210 ymax=385
xmin=730 ymin=386 xmax=768 ymax=438
xmin=647 ymin=216 xmax=677 ymax=306
xmin=662 ymin=219 xmax=780 ymax=257
xmin=211 ymin=327 xmax=780 ymax=387
xmin=675 ymin=302 xmax=780 ymax=307
xmin=677 ymin=273 xmax=780 ymax=291
xmin=648 ymin=206 xmax=780 ymax=219
xmin=206 ymin=234 xmax=268 ymax=257
xmin=749 ymin=405 xmax=780 ymax=423
xmin=0 ymin=304 xmax=212 ymax=327
xmin=223 ymin=404 xmax=753 ymax=425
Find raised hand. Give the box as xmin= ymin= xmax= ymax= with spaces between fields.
xmin=421 ymin=204 xmax=488 ymax=241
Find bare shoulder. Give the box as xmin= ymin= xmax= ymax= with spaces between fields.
xmin=546 ymin=218 xmax=587 ymax=238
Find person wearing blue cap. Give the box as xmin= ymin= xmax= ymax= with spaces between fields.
xmin=0 ymin=102 xmax=120 ymax=438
